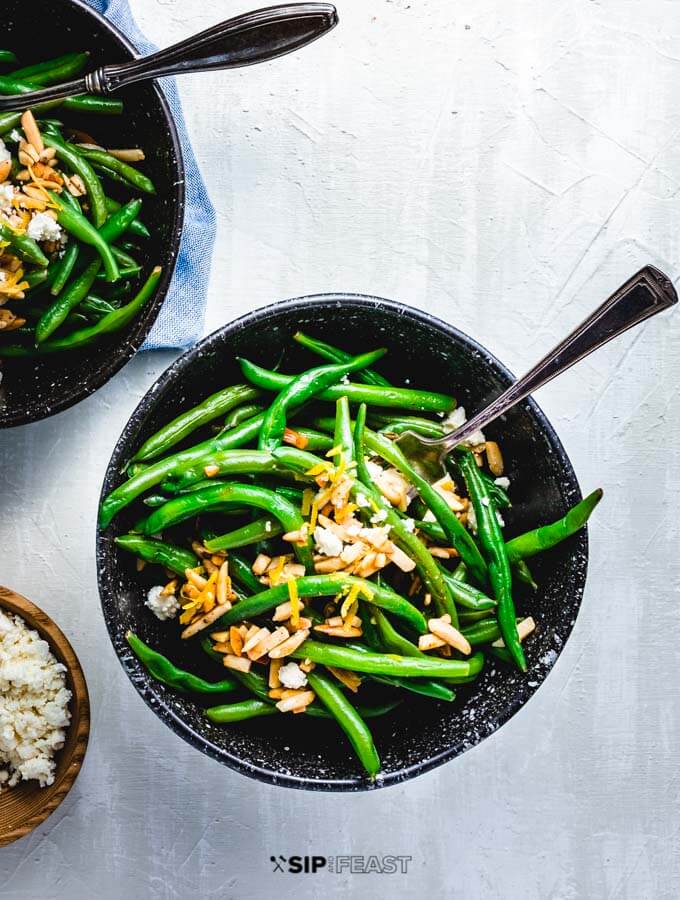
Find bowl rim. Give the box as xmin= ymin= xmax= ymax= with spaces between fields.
xmin=0 ymin=0 xmax=185 ymax=429
xmin=0 ymin=585 xmax=90 ymax=846
xmin=97 ymin=292 xmax=588 ymax=791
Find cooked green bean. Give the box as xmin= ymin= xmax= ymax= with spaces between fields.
xmin=505 ymin=489 xmax=602 ymax=562
xmin=77 ymin=147 xmax=156 ymax=194
xmin=127 ymin=631 xmax=236 ymax=695
xmin=10 ymin=51 xmax=89 ymax=85
xmin=43 ymin=132 xmax=108 ymax=227
xmin=204 ymin=517 xmax=283 ymax=552
xmin=115 ymin=534 xmax=199 ymax=575
xmin=293 ymin=330 xmax=391 ymax=387
xmin=206 ymin=699 xmax=277 ymax=722
xmin=290 ymin=641 xmax=482 ymax=679
xmin=0 ymin=221 xmax=48 ymax=267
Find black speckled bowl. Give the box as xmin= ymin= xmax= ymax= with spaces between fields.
xmin=97 ymin=295 xmax=589 ymax=791
xmin=0 ymin=0 xmax=184 ymax=428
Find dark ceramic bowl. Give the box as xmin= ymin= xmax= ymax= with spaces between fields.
xmin=0 ymin=0 xmax=184 ymax=428
xmin=97 ymin=295 xmax=588 ymax=791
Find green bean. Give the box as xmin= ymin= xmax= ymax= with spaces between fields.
xmin=307 ymin=670 xmax=381 ymax=778
xmin=479 ymin=470 xmax=511 ymax=509
xmin=143 ymin=482 xmax=314 ymax=571
xmin=0 ymin=51 xmax=19 ymax=68
xmin=438 ymin=564 xmax=496 ymax=611
xmin=239 ymin=358 xmax=456 ymax=413
xmin=126 ymin=631 xmax=236 ymax=695
xmin=348 ymin=406 xmax=459 ymax=624
xmin=115 ymin=534 xmax=198 ymax=575
xmin=49 ymin=191 xmax=118 ymax=281
xmin=77 ymin=147 xmax=156 ymax=194
xmin=505 ymin=489 xmax=603 ymax=562
xmin=49 ymin=243 xmax=80 ymax=296
xmin=334 ymin=395 xmax=354 ymax=459
xmin=43 ymin=132 xmax=108 ymax=227
xmin=257 ymin=349 xmax=386 ymax=452
xmin=105 ymin=196 xmax=150 ymax=238
xmin=372 ymin=608 xmax=426 ymax=658
xmin=35 ymin=258 xmax=100 ymax=344
xmin=0 ymin=74 xmax=123 ymax=115
xmin=293 ymin=331 xmax=391 ymax=387
xmin=217 ymin=573 xmax=426 ymax=634
xmin=10 ymin=51 xmax=89 ymax=85
xmin=291 ymin=640 xmax=481 ymax=679
xmin=0 ymin=221 xmax=48 ymax=267
xmin=374 ymin=417 xmax=444 ymax=439
xmin=7 ymin=266 xmax=160 ymax=354
xmin=204 ymin=517 xmax=283 ymax=552
xmin=220 ymin=402 xmax=263 ymax=432
xmin=99 ymin=417 xmax=270 ymax=528
xmin=514 ymin=560 xmax=537 ymax=590
xmin=287 ymin=427 xmax=335 ymax=452
xmin=458 ymin=450 xmax=526 ymax=671
xmin=206 ymin=699 xmax=277 ymax=722
xmin=135 ymin=386 xmax=261 ymax=462
xmin=365 ymin=672 xmax=455 ymax=702
xmin=227 ymin=552 xmax=263 ymax=594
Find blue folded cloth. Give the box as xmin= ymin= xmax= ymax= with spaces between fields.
xmin=85 ymin=0 xmax=216 ymax=350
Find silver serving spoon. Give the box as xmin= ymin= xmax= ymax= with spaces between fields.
xmin=395 ymin=264 xmax=677 ymax=481
xmin=0 ymin=3 xmax=338 ymax=112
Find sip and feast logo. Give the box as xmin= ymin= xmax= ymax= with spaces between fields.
xmin=270 ymin=855 xmax=411 ymax=874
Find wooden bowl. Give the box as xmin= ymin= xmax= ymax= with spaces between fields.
xmin=0 ymin=586 xmax=90 ymax=847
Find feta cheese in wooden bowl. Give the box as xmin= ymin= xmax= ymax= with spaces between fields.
xmin=0 ymin=586 xmax=89 ymax=847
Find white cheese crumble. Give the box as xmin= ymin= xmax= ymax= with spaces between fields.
xmin=355 ymin=492 xmax=370 ymax=508
xmin=494 ymin=476 xmax=510 ymax=490
xmin=8 ymin=129 xmax=22 ymax=143
xmin=0 ymin=183 xmax=14 ymax=207
xmin=443 ymin=405 xmax=467 ymax=430
xmin=145 ymin=585 xmax=179 ymax=621
xmin=467 ymin=504 xmax=478 ymax=534
xmin=0 ymin=139 xmax=10 ymax=163
xmin=27 ymin=212 xmax=62 ymax=243
xmin=401 ymin=517 xmax=416 ymax=532
xmin=481 ymin=496 xmax=490 ymax=507
xmin=313 ymin=525 xmax=343 ymax=557
xmin=278 ymin=662 xmax=307 ymax=689
xmin=0 ymin=609 xmax=72 ymax=789
xmin=370 ymin=509 xmax=388 ymax=524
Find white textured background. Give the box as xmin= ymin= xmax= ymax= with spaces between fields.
xmin=2 ymin=1 xmax=680 ymax=897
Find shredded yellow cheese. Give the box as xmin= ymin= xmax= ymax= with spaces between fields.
xmin=287 ymin=578 xmax=300 ymax=627
xmin=301 ymin=488 xmax=315 ymax=516
xmin=268 ymin=555 xmax=286 ymax=587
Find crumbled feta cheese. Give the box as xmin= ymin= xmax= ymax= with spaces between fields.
xmin=0 ymin=610 xmax=72 ymax=789
xmin=8 ymin=129 xmax=22 ymax=143
xmin=496 ymin=511 xmax=505 ymax=528
xmin=265 ymin=520 xmax=272 ymax=532
xmin=443 ymin=405 xmax=467 ymax=430
xmin=467 ymin=504 xmax=478 ymax=534
xmin=278 ymin=662 xmax=308 ymax=689
xmin=0 ymin=139 xmax=10 ymax=163
xmin=313 ymin=525 xmax=343 ymax=557
xmin=481 ymin=496 xmax=490 ymax=507
xmin=0 ymin=183 xmax=13 ymax=207
xmin=340 ymin=374 xmax=350 ymax=384
xmin=466 ymin=428 xmax=486 ymax=446
xmin=27 ymin=212 xmax=62 ymax=243
xmin=494 ymin=477 xmax=510 ymax=490
xmin=370 ymin=509 xmax=388 ymax=524
xmin=145 ymin=585 xmax=179 ymax=621
xmin=401 ymin=517 xmax=416 ymax=532
xmin=355 ymin=492 xmax=370 ymax=508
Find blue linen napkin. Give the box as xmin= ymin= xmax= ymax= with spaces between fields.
xmin=85 ymin=0 xmax=216 ymax=350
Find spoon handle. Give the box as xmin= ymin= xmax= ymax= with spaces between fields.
xmin=92 ymin=3 xmax=338 ymax=92
xmin=441 ymin=264 xmax=677 ymax=451
xmin=0 ymin=4 xmax=338 ymax=110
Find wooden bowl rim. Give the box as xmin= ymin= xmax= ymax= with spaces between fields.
xmin=0 ymin=586 xmax=90 ymax=847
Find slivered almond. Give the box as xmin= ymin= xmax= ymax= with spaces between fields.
xmin=252 ymin=553 xmax=272 ymax=576
xmin=269 ymin=657 xmax=283 ymax=689
xmin=106 ymin=148 xmax=146 ymax=162
xmin=229 ymin=626 xmax=244 ymax=656
xmin=185 ymin=568 xmax=208 ymax=590
xmin=244 ymin=624 xmax=260 ymax=642
xmin=204 ymin=464 xmax=219 ymax=477
xmin=314 ymin=556 xmax=346 ymax=573
xmin=216 ymin=561 xmax=232 ymax=605
xmin=325 ymin=615 xmax=361 ymax=628
xmin=21 ymin=111 xmax=44 ymax=155
xmin=268 ymin=628 xmax=310 ymax=658
xmin=428 ymin=546 xmax=459 ymax=559
xmin=288 ymin=616 xmax=312 ymax=632
xmin=211 ymin=641 xmax=234 ymax=654
xmin=275 ymin=690 xmax=315 ymax=713
xmin=242 ymin=626 xmax=270 ymax=654
xmin=313 ymin=624 xmax=362 ymax=638
xmin=273 ymin=601 xmax=293 ymax=622
xmin=492 ymin=616 xmax=536 ymax=648
xmin=180 ymin=603 xmax=231 ymax=639
xmin=418 ymin=633 xmax=446 ymax=651
xmin=327 ymin=666 xmax=361 ymax=693
xmin=0 ymin=160 xmax=11 ymax=183
xmin=299 ymin=659 xmax=316 ymax=673
xmin=248 ymin=626 xmax=290 ymax=661
xmin=223 ymin=654 xmax=252 ymax=673
xmin=428 ymin=618 xmax=471 ymax=655
xmin=268 ymin=688 xmax=285 ymax=699
xmin=485 ymin=441 xmax=504 ymax=477
xmin=209 ymin=630 xmax=230 ymax=642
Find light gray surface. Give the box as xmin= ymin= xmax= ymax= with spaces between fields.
xmin=1 ymin=1 xmax=679 ymax=897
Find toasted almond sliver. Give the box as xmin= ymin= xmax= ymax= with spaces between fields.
xmin=388 ymin=545 xmax=417 ymax=572
xmin=314 ymin=557 xmax=346 ymax=574
xmin=216 ymin=560 xmax=231 ymax=606
xmin=204 ymin=464 xmax=220 ymax=477
xmin=269 ymin=657 xmax=283 ymax=689
xmin=313 ymin=625 xmax=362 ymax=638
xmin=299 ymin=659 xmax=316 ymax=673
xmin=242 ymin=626 xmax=270 ymax=654
xmin=327 ymin=666 xmax=361 ymax=693
xmin=211 ymin=641 xmax=234 ymax=654
xmin=248 ymin=626 xmax=290 ymax=661
xmin=229 ymin=626 xmax=244 ymax=656
xmin=181 ymin=603 xmax=231 ymax=639
xmin=223 ymin=654 xmax=252 ymax=673
xmin=252 ymin=553 xmax=271 ymax=576
xmin=428 ymin=618 xmax=472 ymax=655
xmin=275 ymin=690 xmax=315 ymax=713
xmin=273 ymin=600 xmax=293 ymax=622
xmin=428 ymin=546 xmax=459 ymax=559
xmin=185 ymin=568 xmax=208 ymax=590
xmin=268 ymin=628 xmax=310 ymax=659
xmin=106 ymin=147 xmax=146 ymax=162
xmin=288 ymin=615 xmax=312 ymax=632
xmin=418 ymin=633 xmax=446 ymax=651
xmin=209 ymin=630 xmax=230 ymax=642
xmin=268 ymin=688 xmax=285 ymax=699
xmin=492 ymin=616 xmax=536 ymax=648
xmin=485 ymin=441 xmax=504 ymax=477
xmin=0 ymin=159 xmax=11 ymax=183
